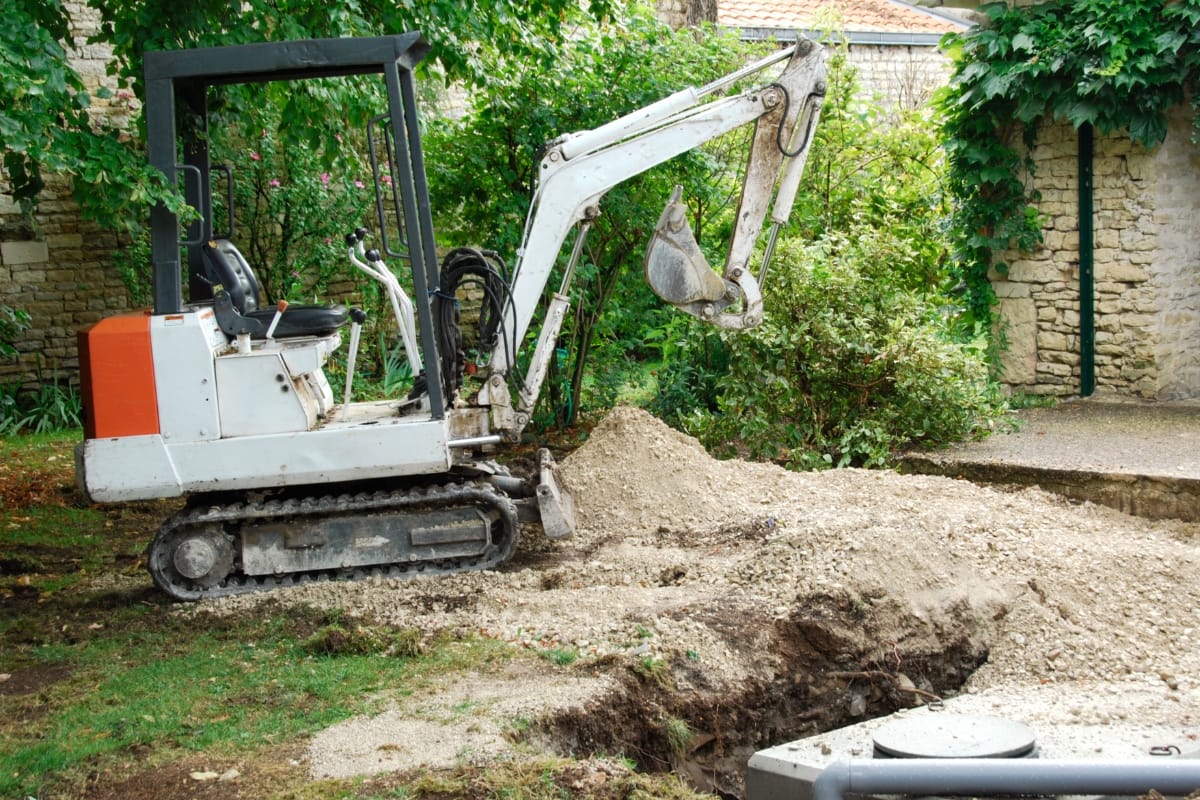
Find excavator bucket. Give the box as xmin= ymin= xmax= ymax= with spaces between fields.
xmin=645 ymin=186 xmax=728 ymax=307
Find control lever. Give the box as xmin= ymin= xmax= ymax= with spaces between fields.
xmin=342 ymin=307 xmax=368 ymax=405
xmin=264 ymin=300 xmax=289 ymax=339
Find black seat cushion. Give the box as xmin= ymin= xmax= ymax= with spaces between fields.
xmin=212 ymin=289 xmax=349 ymax=339
xmin=201 ymin=240 xmax=349 ymax=339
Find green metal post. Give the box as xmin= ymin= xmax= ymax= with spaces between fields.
xmin=1078 ymin=123 xmax=1095 ymax=397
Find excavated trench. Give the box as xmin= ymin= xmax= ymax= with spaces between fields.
xmin=527 ymin=591 xmax=991 ymax=798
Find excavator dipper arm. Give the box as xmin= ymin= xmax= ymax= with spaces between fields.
xmin=481 ymin=38 xmax=825 ymax=425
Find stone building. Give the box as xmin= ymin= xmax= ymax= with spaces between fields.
xmin=993 ymin=109 xmax=1200 ymax=400
xmin=0 ymin=2 xmax=131 ymax=388
xmin=710 ymin=0 xmax=971 ymax=112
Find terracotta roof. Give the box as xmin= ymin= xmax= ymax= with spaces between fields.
xmin=717 ymin=0 xmax=968 ymax=36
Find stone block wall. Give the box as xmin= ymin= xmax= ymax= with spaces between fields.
xmin=0 ymin=2 xmax=132 ymax=388
xmin=845 ymin=43 xmax=953 ymax=113
xmin=1149 ymin=105 xmax=1200 ymax=399
xmin=993 ymin=107 xmax=1200 ymax=400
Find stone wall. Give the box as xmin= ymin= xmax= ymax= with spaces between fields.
xmin=1149 ymin=105 xmax=1200 ymax=399
xmin=0 ymin=2 xmax=131 ymax=387
xmin=993 ymin=108 xmax=1200 ymax=400
xmin=845 ymin=43 xmax=953 ymax=113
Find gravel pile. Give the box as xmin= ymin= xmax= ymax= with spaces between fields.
xmin=199 ymin=406 xmax=1200 ymax=772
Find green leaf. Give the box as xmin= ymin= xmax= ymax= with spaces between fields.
xmin=1011 ymin=32 xmax=1036 ymax=53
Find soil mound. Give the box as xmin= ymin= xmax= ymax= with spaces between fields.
xmin=199 ymin=406 xmax=1200 ymax=795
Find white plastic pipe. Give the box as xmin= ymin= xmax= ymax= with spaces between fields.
xmin=814 ymin=758 xmax=1200 ymax=800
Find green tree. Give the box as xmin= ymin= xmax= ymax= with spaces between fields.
xmin=425 ymin=9 xmax=762 ymax=426
xmin=2 ymin=0 xmax=616 ymax=238
xmin=792 ymin=40 xmax=948 ymax=292
xmin=2 ymin=0 xmax=187 ymax=230
xmin=654 ymin=39 xmax=1001 ymax=464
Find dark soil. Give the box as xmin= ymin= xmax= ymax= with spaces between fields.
xmin=79 ymin=744 xmax=309 ymax=800
xmin=529 ymin=591 xmax=988 ymax=798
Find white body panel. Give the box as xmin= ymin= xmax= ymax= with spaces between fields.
xmin=152 ymin=310 xmax=223 ymax=441
xmin=79 ymin=414 xmax=453 ymax=502
xmin=78 ymin=305 xmax=455 ymax=503
xmin=216 ymin=351 xmax=316 ymax=436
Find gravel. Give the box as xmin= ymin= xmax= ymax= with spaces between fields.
xmin=197 ymin=406 xmax=1200 ymax=777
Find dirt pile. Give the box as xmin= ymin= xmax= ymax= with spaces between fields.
xmin=199 ymin=406 xmax=1200 ymax=794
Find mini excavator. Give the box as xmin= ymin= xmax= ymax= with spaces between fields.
xmin=75 ymin=32 xmax=825 ymax=600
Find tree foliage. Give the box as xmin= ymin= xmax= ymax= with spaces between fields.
xmin=937 ymin=0 xmax=1200 ymax=327
xmin=2 ymin=0 xmax=615 ymax=237
xmin=2 ymin=0 xmax=187 ymax=230
xmin=660 ymin=39 xmax=1005 ymax=467
xmin=424 ymin=10 xmax=762 ymax=427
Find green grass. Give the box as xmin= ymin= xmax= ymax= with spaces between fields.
xmin=0 ymin=603 xmax=516 ymax=798
xmin=2 ymin=505 xmax=106 ymax=549
xmin=0 ymin=427 xmax=81 ymax=462
xmin=539 ymin=646 xmax=579 ymax=666
xmin=0 ymin=428 xmax=124 ymax=596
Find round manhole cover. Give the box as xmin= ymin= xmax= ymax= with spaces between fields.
xmin=872 ymin=714 xmax=1037 ymax=759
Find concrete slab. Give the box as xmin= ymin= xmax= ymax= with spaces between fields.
xmin=901 ymin=398 xmax=1200 ymax=521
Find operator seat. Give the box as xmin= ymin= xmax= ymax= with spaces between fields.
xmin=200 ymin=239 xmax=349 ymax=339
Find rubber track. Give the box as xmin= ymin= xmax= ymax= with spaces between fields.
xmin=148 ymin=481 xmax=519 ymax=602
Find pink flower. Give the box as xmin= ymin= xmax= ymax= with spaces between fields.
xmin=354 ymin=180 xmax=365 ymax=189
xmin=325 ymin=237 xmax=333 ymax=245
xmin=335 ymin=133 xmax=343 ymax=143
xmin=269 ymin=178 xmax=281 ymax=188
xmin=250 ymin=151 xmax=261 ymax=162
xmin=320 ymin=172 xmax=331 ymax=185
xmin=381 ymin=174 xmax=392 ymax=186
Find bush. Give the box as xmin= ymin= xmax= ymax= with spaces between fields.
xmin=1 ymin=305 xmax=31 ymax=362
xmin=647 ymin=316 xmax=729 ymax=429
xmin=0 ymin=362 xmax=82 ymax=436
xmin=686 ymin=233 xmax=1007 ymax=469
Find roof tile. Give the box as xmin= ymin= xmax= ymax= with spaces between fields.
xmin=717 ymin=0 xmax=966 ymax=35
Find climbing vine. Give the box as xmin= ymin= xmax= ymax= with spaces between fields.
xmin=938 ymin=0 xmax=1200 ymax=328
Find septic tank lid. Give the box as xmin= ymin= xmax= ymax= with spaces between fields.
xmin=872 ymin=713 xmax=1037 ymax=759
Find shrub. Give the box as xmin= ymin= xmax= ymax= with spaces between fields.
xmin=1 ymin=305 xmax=30 ymax=360
xmin=0 ymin=362 xmax=82 ymax=436
xmin=688 ymin=233 xmax=1007 ymax=469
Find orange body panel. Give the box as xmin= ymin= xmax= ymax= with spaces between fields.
xmin=78 ymin=312 xmax=160 ymax=439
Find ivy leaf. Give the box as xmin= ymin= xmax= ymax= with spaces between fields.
xmin=1155 ymin=31 xmax=1187 ymax=56
xmin=1129 ymin=113 xmax=1168 ymax=146
xmin=1057 ymin=97 xmax=1099 ymax=128
xmin=980 ymin=71 xmax=1015 ymax=101
xmin=1011 ymin=32 xmax=1036 ymax=53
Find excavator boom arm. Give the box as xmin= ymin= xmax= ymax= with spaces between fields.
xmin=483 ymin=37 xmax=826 ymax=419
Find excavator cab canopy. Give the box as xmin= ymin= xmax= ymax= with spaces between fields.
xmin=142 ymin=33 xmax=449 ymax=410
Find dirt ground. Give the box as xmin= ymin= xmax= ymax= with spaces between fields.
xmin=179 ymin=406 xmax=1200 ymax=797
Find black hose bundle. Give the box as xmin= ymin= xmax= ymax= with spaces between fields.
xmin=432 ymin=247 xmax=511 ymax=406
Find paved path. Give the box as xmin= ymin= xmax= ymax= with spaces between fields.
xmin=901 ymin=397 xmax=1200 ymax=520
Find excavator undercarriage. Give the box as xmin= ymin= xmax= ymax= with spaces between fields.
xmin=148 ymin=475 xmax=521 ymax=601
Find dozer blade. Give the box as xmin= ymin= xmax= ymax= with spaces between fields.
xmin=536 ymin=448 xmax=575 ymax=540
xmin=645 ymin=186 xmax=728 ymax=306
